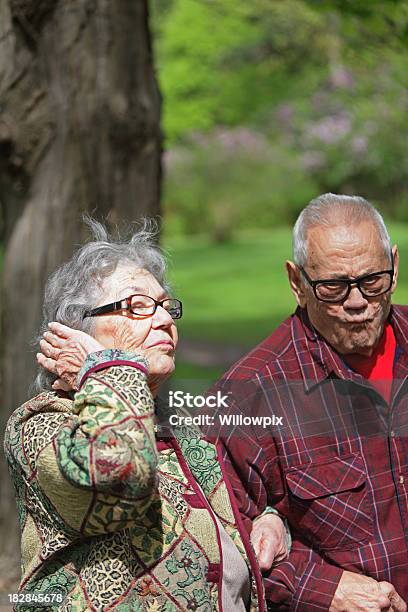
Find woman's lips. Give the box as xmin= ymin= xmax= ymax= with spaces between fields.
xmin=147 ymin=340 xmax=175 ymax=349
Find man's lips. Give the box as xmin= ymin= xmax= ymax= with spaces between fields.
xmin=344 ymin=318 xmax=373 ymax=325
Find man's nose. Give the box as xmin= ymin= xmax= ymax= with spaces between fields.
xmin=343 ymin=284 xmax=368 ymax=309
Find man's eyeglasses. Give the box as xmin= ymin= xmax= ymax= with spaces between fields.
xmin=83 ymin=294 xmax=183 ymax=319
xmin=299 ymin=255 xmax=394 ymax=303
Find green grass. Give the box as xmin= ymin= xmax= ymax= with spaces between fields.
xmin=165 ymin=227 xmax=295 ymax=346
xmin=165 ymin=222 xmax=408 ymax=350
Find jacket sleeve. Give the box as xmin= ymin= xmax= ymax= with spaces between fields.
xmin=217 ymin=413 xmax=343 ymax=611
xmin=15 ymin=349 xmax=158 ymax=537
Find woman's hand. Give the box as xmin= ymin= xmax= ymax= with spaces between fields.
xmin=37 ymin=322 xmax=105 ymax=391
xmin=250 ymin=513 xmax=289 ymax=571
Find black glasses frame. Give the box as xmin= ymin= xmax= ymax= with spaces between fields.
xmin=83 ymin=294 xmax=183 ymax=319
xmin=299 ymin=254 xmax=394 ymax=303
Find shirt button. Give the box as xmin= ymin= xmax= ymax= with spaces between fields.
xmin=399 ymin=475 xmax=405 ymax=484
xmin=390 ymin=430 xmax=395 ymax=437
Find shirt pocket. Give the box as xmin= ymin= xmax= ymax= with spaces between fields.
xmin=285 ymin=453 xmax=374 ymax=551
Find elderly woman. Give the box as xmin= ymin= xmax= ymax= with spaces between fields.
xmin=4 ymin=220 xmax=287 ymax=611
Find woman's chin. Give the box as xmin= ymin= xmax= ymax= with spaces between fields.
xmin=148 ymin=357 xmax=175 ymax=397
xmin=150 ymin=354 xmax=176 ymax=380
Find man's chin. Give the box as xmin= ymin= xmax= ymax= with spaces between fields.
xmin=331 ymin=323 xmax=376 ymax=353
xmin=339 ymin=333 xmax=378 ymax=356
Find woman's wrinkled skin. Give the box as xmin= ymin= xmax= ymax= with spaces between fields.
xmin=37 ymin=264 xmax=289 ymax=571
xmin=37 ymin=265 xmax=178 ymax=395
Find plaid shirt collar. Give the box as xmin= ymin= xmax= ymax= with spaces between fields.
xmin=291 ymin=304 xmax=408 ymax=392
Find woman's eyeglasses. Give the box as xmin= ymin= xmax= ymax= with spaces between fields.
xmin=83 ymin=294 xmax=182 ymax=319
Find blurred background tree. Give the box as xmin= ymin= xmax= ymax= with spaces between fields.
xmin=0 ymin=0 xmax=161 ymax=587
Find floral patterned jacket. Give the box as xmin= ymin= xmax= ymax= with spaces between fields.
xmin=4 ymin=350 xmax=265 ymax=611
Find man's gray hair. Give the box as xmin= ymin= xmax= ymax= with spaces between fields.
xmin=293 ymin=193 xmax=392 ymax=267
xmin=34 ymin=217 xmax=169 ymax=392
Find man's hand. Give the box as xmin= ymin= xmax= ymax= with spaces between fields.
xmin=37 ymin=322 xmax=106 ymax=391
xmin=250 ymin=513 xmax=289 ymax=571
xmin=329 ymin=570 xmax=407 ymax=612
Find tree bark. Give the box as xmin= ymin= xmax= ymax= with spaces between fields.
xmin=0 ymin=0 xmax=162 ymax=585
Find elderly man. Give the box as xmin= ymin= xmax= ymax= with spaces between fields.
xmin=217 ymin=194 xmax=408 ymax=611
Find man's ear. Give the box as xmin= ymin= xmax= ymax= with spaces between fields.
xmin=391 ymin=244 xmax=399 ymax=293
xmin=286 ymin=260 xmax=307 ymax=308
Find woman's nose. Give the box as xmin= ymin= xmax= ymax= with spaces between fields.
xmin=151 ymin=305 xmax=174 ymax=327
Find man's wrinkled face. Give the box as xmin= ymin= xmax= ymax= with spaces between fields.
xmin=287 ymin=222 xmax=399 ymax=356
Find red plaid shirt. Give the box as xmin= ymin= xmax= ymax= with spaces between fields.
xmin=215 ymin=304 xmax=408 ymax=610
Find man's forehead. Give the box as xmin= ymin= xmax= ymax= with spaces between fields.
xmin=306 ymin=222 xmax=388 ymax=271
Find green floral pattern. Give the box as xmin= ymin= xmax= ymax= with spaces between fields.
xmin=177 ymin=437 xmax=221 ymax=497
xmin=4 ymin=350 xmax=264 ymax=611
xmin=76 ymin=349 xmax=148 ymax=389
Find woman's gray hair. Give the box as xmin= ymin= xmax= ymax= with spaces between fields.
xmin=34 ymin=217 xmax=169 ymax=392
xmin=293 ymin=193 xmax=392 ymax=267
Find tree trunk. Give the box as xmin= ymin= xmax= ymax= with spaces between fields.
xmin=0 ymin=0 xmax=162 ymax=586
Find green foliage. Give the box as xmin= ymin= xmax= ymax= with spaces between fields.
xmin=312 ymin=0 xmax=408 ymax=47
xmin=151 ymin=0 xmax=408 ymax=237
xmin=163 ymin=130 xmax=318 ymax=240
xmin=153 ymin=0 xmax=408 ymax=142
xmin=153 ymin=0 xmax=326 ymax=141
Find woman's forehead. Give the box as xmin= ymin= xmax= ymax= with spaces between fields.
xmin=102 ymin=265 xmax=164 ymax=298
